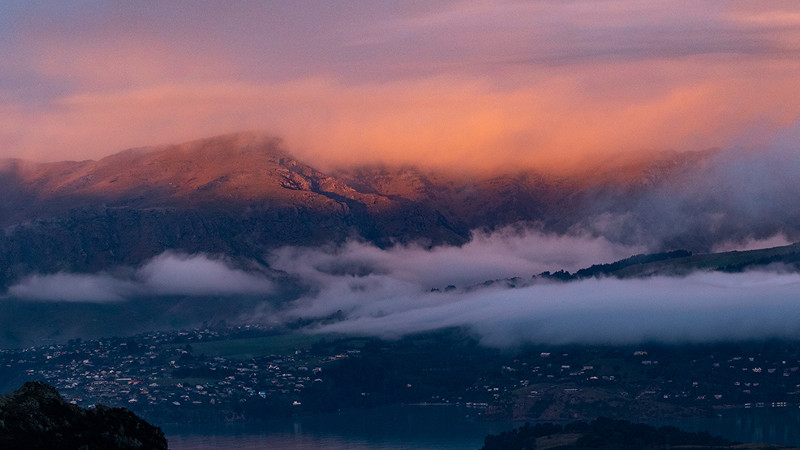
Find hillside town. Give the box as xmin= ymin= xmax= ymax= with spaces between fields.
xmin=3 ymin=326 xmax=800 ymax=424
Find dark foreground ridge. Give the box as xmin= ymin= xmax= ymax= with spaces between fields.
xmin=481 ymin=417 xmax=793 ymax=449
xmin=0 ymin=381 xmax=167 ymax=450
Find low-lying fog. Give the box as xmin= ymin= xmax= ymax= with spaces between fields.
xmin=5 ymin=228 xmax=799 ymax=347
xmin=268 ymin=232 xmax=800 ymax=347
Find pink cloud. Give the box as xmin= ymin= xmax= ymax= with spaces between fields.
xmin=0 ymin=1 xmax=798 ymax=173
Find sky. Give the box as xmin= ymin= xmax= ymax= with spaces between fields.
xmin=2 ymin=1 xmax=800 ymax=173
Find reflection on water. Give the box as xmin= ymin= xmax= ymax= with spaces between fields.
xmin=165 ymin=405 xmax=516 ymax=450
xmin=662 ymin=408 xmax=800 ymax=447
xmin=168 ymin=434 xmax=407 ymax=450
xmin=165 ymin=405 xmax=800 ymax=449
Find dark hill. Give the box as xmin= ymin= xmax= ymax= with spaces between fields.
xmin=0 ymin=381 xmax=167 ymax=450
xmin=461 ymin=243 xmax=800 ymax=292
xmin=591 ymin=242 xmax=800 ymax=279
xmin=480 ymin=417 xmax=798 ymax=449
xmin=559 ymin=242 xmax=800 ymax=281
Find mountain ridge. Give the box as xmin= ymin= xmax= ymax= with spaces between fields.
xmin=0 ymin=132 xmax=795 ymax=289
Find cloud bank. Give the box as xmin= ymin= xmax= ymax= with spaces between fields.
xmin=261 ymin=231 xmax=800 ymax=347
xmin=5 ymin=228 xmax=800 ymax=347
xmin=293 ymin=270 xmax=800 ymax=348
xmin=5 ymin=253 xmax=274 ymax=302
xmin=567 ymin=118 xmax=800 ymax=251
xmin=269 ymin=228 xmax=643 ymax=289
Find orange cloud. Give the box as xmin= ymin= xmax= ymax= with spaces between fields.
xmin=4 ymin=54 xmax=798 ymax=175
xmin=2 ymin=2 xmax=800 ymax=175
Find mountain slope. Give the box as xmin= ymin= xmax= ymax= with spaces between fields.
xmin=0 ymin=134 xmax=470 ymax=287
xmin=0 ymin=132 xmax=796 ymax=289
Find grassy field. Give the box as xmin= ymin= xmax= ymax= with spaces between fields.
xmin=180 ymin=334 xmax=323 ymax=360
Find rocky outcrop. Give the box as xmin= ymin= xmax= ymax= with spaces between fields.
xmin=0 ymin=381 xmax=168 ymax=450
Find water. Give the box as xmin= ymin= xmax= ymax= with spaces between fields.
xmin=165 ymin=405 xmax=800 ymax=449
xmin=165 ymin=405 xmax=517 ymax=449
xmin=657 ymin=408 xmax=800 ymax=447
